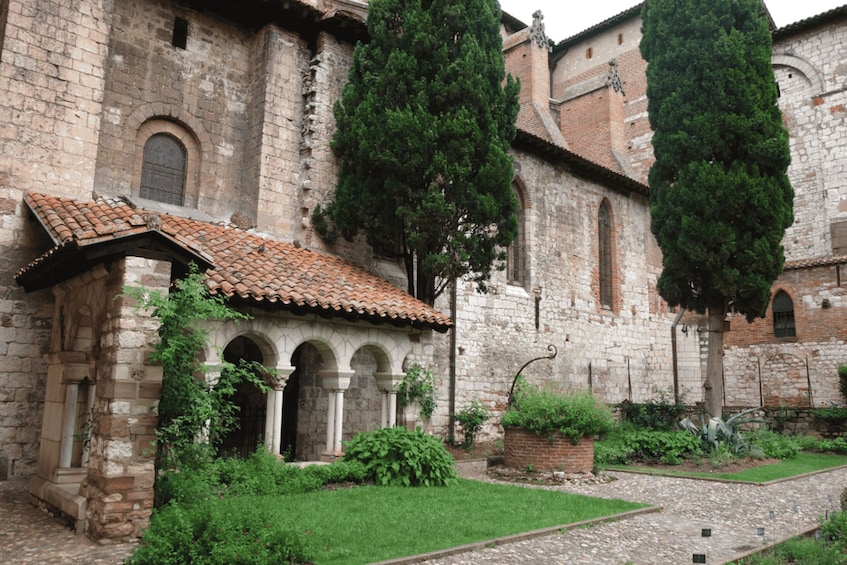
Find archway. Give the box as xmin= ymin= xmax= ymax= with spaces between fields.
xmin=218 ymin=336 xmax=267 ymax=458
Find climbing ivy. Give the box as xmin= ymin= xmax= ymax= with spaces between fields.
xmin=124 ymin=264 xmax=271 ymax=506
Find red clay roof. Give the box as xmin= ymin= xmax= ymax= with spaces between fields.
xmin=18 ymin=191 xmax=452 ymax=331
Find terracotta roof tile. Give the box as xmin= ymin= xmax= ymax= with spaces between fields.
xmin=19 ymin=191 xmax=452 ymax=331
xmin=785 ymin=255 xmax=847 ymax=270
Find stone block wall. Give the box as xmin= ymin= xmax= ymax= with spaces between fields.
xmin=432 ymin=145 xmax=674 ymax=440
xmin=773 ymin=21 xmax=847 ymax=262
xmin=82 ymin=257 xmax=168 ymax=541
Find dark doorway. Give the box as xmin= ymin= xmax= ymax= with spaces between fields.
xmin=218 ymin=336 xmax=266 ymax=458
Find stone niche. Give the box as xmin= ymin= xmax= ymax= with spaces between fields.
xmin=503 ymin=426 xmax=595 ymax=473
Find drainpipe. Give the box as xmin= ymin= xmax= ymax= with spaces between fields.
xmin=670 ymin=308 xmax=685 ymax=404
xmin=448 ymin=277 xmax=458 ymax=444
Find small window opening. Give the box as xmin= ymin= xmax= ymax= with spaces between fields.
xmin=172 ymin=17 xmax=188 ymax=50
xmin=773 ymin=290 xmax=796 ymax=338
xmin=617 ymin=33 xmax=623 ymax=45
xmin=586 ymin=47 xmax=593 ymax=59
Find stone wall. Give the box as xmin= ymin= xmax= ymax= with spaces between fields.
xmin=82 ymin=257 xmax=168 ymax=541
xmin=431 ymin=145 xmax=674 ymax=440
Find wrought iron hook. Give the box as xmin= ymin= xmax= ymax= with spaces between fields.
xmin=507 ymin=344 xmax=558 ymax=407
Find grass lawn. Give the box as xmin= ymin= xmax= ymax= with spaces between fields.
xmin=604 ymin=453 xmax=847 ymax=483
xmin=271 ymin=478 xmax=648 ymax=564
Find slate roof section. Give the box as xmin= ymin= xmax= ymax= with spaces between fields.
xmin=17 ymin=191 xmax=452 ymax=332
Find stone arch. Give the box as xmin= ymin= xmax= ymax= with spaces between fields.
xmin=133 ymin=118 xmax=202 ymax=208
xmin=761 ymin=352 xmax=810 ymax=407
xmin=772 ymin=53 xmax=825 ymax=95
xmin=511 ymin=175 xmax=532 ymax=210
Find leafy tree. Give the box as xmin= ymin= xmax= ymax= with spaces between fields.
xmin=314 ymin=0 xmax=520 ymax=305
xmin=640 ymin=0 xmax=793 ymax=417
xmin=124 ymin=265 xmax=270 ymax=506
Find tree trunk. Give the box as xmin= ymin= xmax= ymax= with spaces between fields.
xmin=704 ymin=306 xmax=727 ymax=418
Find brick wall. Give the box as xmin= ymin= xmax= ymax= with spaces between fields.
xmin=504 ymin=426 xmax=594 ymax=472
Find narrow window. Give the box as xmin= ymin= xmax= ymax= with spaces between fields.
xmin=140 ymin=133 xmax=187 ymax=205
xmin=507 ymin=184 xmax=525 ymax=287
xmin=598 ymin=200 xmax=613 ymax=308
xmin=773 ymin=290 xmax=796 ymax=338
xmin=172 ymin=17 xmax=188 ymax=49
xmin=617 ymin=33 xmax=623 ymax=45
xmin=586 ymin=47 xmax=593 ymax=59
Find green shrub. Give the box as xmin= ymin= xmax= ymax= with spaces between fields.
xmin=816 ymin=437 xmax=847 ymax=454
xmin=746 ymin=429 xmax=800 ymax=459
xmin=501 ymin=378 xmax=614 ymax=443
xmin=839 ymin=365 xmax=847 ymax=402
xmin=126 ymin=497 xmax=321 ymax=565
xmin=595 ymin=428 xmax=701 ymax=465
xmin=158 ymin=450 xmax=368 ymax=506
xmin=619 ymin=388 xmax=687 ymax=431
xmin=342 ymin=427 xmax=457 ymax=487
xmin=813 ymin=406 xmax=847 ymax=422
xmin=454 ymin=398 xmax=491 ymax=449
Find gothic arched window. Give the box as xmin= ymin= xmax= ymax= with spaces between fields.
xmin=507 ymin=183 xmax=526 ymax=287
xmin=773 ymin=290 xmax=796 ymax=338
xmin=140 ymin=133 xmax=187 ymax=205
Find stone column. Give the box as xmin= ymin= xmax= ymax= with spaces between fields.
xmin=375 ymin=373 xmax=404 ymax=428
xmin=319 ymin=370 xmax=353 ymax=460
xmin=263 ymin=367 xmax=293 ymax=456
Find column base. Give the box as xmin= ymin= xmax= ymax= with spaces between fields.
xmin=320 ymin=450 xmax=344 ymax=462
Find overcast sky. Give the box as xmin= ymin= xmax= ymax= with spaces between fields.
xmin=498 ymin=1 xmax=847 ymax=43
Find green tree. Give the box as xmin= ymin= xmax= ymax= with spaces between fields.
xmin=314 ymin=0 xmax=520 ymax=305
xmin=124 ymin=265 xmax=270 ymax=506
xmin=640 ymin=0 xmax=793 ymax=417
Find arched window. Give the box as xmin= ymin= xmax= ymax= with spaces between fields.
xmin=773 ymin=290 xmax=796 ymax=338
xmin=140 ymin=133 xmax=187 ymax=205
xmin=598 ymin=200 xmax=613 ymax=309
xmin=507 ymin=183 xmax=526 ymax=287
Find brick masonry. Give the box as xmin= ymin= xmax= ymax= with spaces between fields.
xmin=504 ymin=426 xmax=595 ymax=473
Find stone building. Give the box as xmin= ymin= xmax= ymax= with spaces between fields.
xmin=0 ymin=0 xmax=845 ymax=541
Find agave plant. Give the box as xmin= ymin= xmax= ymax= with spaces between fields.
xmin=679 ymin=407 xmax=766 ymax=453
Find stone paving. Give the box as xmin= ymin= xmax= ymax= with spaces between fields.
xmin=2 ymin=467 xmax=846 ymax=564
xmin=419 ymin=466 xmax=847 ymax=565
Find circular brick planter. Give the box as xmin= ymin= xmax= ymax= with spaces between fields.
xmin=503 ymin=426 xmax=595 ymax=473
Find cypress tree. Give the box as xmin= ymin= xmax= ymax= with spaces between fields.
xmin=640 ymin=0 xmax=794 ymax=416
xmin=315 ymin=0 xmax=520 ymax=306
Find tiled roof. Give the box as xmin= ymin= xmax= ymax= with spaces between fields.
xmin=18 ymin=191 xmax=452 ymax=332
xmin=785 ymin=255 xmax=847 ymax=270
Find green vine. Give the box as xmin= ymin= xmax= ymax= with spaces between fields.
xmin=124 ymin=264 xmax=271 ymax=507
xmin=398 ymin=364 xmax=436 ymax=419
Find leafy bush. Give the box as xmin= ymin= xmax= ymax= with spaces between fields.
xmin=815 ymin=437 xmax=847 ymax=454
xmin=126 ymin=497 xmax=321 ymax=565
xmin=501 ymin=378 xmax=614 ymax=443
xmin=157 ymin=450 xmax=367 ymax=506
xmin=594 ymin=428 xmax=701 ymax=465
xmin=342 ymin=427 xmax=457 ymax=487
xmin=813 ymin=406 xmax=847 ymax=422
xmin=619 ymin=388 xmax=687 ymax=431
xmin=454 ymin=398 xmax=491 ymax=449
xmin=745 ymin=429 xmax=800 ymax=459
xmin=839 ymin=364 xmax=847 ymax=402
